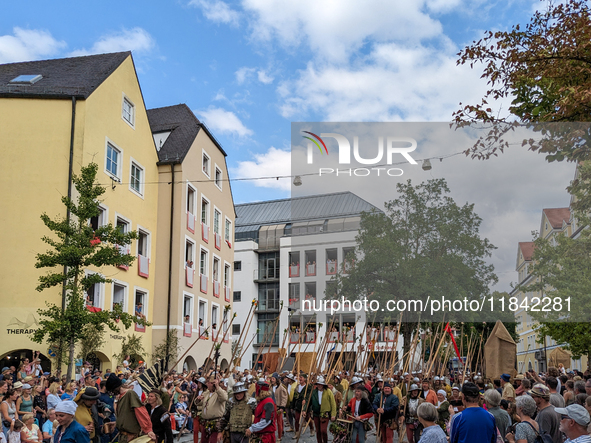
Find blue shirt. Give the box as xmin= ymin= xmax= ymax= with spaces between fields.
xmin=54 ymin=420 xmax=90 ymax=443
xmin=419 ymin=424 xmax=448 ymax=443
xmin=449 ymin=407 xmax=496 ymax=443
xmin=42 ymin=419 xmax=54 ymax=437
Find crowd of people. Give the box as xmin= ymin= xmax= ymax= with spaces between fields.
xmin=2 ymin=356 xmax=591 ymax=443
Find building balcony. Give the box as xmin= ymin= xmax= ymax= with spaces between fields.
xmin=305 ymin=263 xmax=316 ymax=276
xmin=186 ymin=267 xmax=195 ymax=288
xmin=302 ymin=294 xmax=316 ymax=310
xmin=326 ymin=261 xmax=337 ymax=275
xmin=215 ymin=233 xmax=222 ymax=250
xmin=135 ymin=323 xmax=145 ymax=333
xmin=187 ymin=212 xmax=196 ymax=234
xmin=202 ymin=222 xmax=209 ymax=243
xmin=288 ymin=297 xmax=300 ymax=310
xmin=138 ymin=254 xmax=149 ymax=278
xmin=213 ymin=280 xmax=220 ymax=298
xmin=253 ymin=269 xmax=279 ymax=282
xmin=117 ymin=245 xmax=129 ymax=270
xmin=224 ymin=285 xmax=231 ymax=302
xmin=289 ymin=264 xmax=300 ymax=278
xmin=200 ymin=274 xmax=208 ymax=294
xmin=183 ymin=322 xmax=192 ymax=337
xmin=289 ymin=331 xmax=316 ymax=344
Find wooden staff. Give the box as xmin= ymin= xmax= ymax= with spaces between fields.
xmin=277 ymin=327 xmax=290 ymax=371
xmin=239 ymin=331 xmax=258 ymax=363
xmin=170 ymin=326 xmax=210 ymax=371
xmin=228 ymin=302 xmax=256 ymax=369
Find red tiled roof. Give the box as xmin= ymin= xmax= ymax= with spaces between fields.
xmin=519 ymin=242 xmax=535 ymax=261
xmin=543 ymin=208 xmax=570 ymax=229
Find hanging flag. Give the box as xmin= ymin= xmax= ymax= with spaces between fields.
xmin=445 ymin=322 xmax=463 ymax=366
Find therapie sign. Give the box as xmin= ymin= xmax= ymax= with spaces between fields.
xmin=303 ymin=131 xmax=419 ymax=177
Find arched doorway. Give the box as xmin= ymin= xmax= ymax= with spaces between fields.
xmin=220 ymin=358 xmax=229 ymax=372
xmin=0 ymin=350 xmax=51 ymax=374
xmin=84 ymin=351 xmax=110 ymax=372
xmin=183 ymin=356 xmax=197 ymax=372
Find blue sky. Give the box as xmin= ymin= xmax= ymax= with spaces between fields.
xmin=1 ymin=0 xmax=545 ymax=205
xmin=2 ymin=0 xmax=572 ymax=292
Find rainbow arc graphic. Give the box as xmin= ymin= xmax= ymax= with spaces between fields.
xmin=302 ymin=131 xmax=328 ymax=155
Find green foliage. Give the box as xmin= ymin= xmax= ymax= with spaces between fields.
xmin=152 ymin=330 xmax=182 ymax=363
xmin=77 ymin=324 xmax=106 ymax=361
xmin=454 ymin=0 xmax=591 ymax=163
xmin=32 ymin=163 xmax=150 ymax=379
xmin=114 ymin=334 xmax=146 ymax=368
xmin=335 ymin=178 xmax=498 ymax=361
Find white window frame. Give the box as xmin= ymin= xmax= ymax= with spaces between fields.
xmin=187 ymin=183 xmax=197 ymax=216
xmin=136 ymin=225 xmax=151 ymax=259
xmin=105 ymin=138 xmax=123 ymax=181
xmin=202 ymin=149 xmax=211 ymax=177
xmin=84 ymin=270 xmax=105 ymax=311
xmin=201 ymin=195 xmax=210 ymax=226
xmin=200 ymin=248 xmax=209 ymax=276
xmin=90 ymin=204 xmax=109 ymax=231
xmin=212 ymin=254 xmax=221 ymax=282
xmin=122 ymin=93 xmax=135 ymax=129
xmin=133 ymin=286 xmax=149 ymax=319
xmin=129 ymin=157 xmax=144 ymax=198
xmin=185 ymin=236 xmax=196 ymax=268
xmin=224 ymin=217 xmax=232 ymax=243
xmin=213 ymin=206 xmax=222 ymax=235
xmin=223 ymin=260 xmax=231 ymax=288
xmin=198 ymin=297 xmax=208 ymax=327
xmin=115 ymin=213 xmax=132 ymax=252
xmin=214 ymin=164 xmax=222 ymax=191
xmin=183 ymin=292 xmax=195 ymax=325
xmin=211 ymin=301 xmax=220 ymax=335
xmin=111 ymin=280 xmax=129 ymax=314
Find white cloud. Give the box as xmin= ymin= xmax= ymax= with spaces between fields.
xmin=70 ymin=28 xmax=155 ymax=56
xmin=235 ymin=66 xmax=256 ymax=84
xmin=196 ymin=107 xmax=253 ymax=137
xmin=242 ymin=0 xmax=444 ymax=63
xmin=277 ymin=42 xmax=500 ymax=121
xmin=257 ymin=70 xmax=274 ymax=84
xmin=189 ymin=0 xmax=240 ymax=26
xmin=232 ymin=147 xmax=291 ymax=190
xmin=0 ymin=27 xmax=66 ymax=64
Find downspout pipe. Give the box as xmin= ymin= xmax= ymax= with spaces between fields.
xmin=61 ymin=96 xmax=76 ymax=310
xmin=165 ymin=162 xmax=179 ymax=371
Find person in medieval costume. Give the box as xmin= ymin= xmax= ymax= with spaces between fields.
xmin=219 ymin=382 xmax=256 ymax=443
xmin=245 ymin=381 xmax=276 ymax=443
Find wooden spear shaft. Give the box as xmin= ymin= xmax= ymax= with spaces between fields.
xmin=170 ymin=326 xmax=211 ymax=370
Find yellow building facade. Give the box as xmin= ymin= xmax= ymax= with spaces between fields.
xmin=514 ymin=206 xmax=588 ymax=372
xmin=0 ymin=52 xmax=159 ymax=373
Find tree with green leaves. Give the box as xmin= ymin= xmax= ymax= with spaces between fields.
xmin=335 ymin=178 xmax=498 ymax=363
xmin=454 ymin=0 xmax=591 ymax=165
xmin=33 ymin=162 xmax=149 ymax=380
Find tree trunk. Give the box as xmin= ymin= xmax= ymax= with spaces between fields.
xmin=67 ymin=337 xmax=75 ymax=381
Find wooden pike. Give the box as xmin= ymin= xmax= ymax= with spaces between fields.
xmin=170 ymin=326 xmax=211 ymax=371
xmin=228 ymin=302 xmax=256 ymax=369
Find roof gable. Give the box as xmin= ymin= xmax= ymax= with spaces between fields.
xmin=0 ymin=52 xmax=130 ymax=99
xmin=518 ymin=242 xmax=535 ymax=262
xmin=543 ymin=207 xmax=570 ymax=230
xmin=147 ymin=104 xmax=227 ymax=163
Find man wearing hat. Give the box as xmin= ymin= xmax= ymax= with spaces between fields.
xmin=54 ymin=400 xmax=91 ymax=443
xmin=399 ymin=384 xmax=424 ymax=443
xmin=449 ymin=382 xmax=496 ymax=443
xmin=219 ymin=382 xmax=256 ymax=443
xmin=555 ymin=404 xmax=591 ymax=442
xmin=420 ymin=379 xmax=437 ymax=406
xmin=105 ymin=373 xmax=156 ymax=442
xmin=197 ymin=376 xmax=228 ymax=443
xmin=270 ymin=372 xmax=287 ymax=441
xmin=292 ymin=373 xmax=314 ymax=439
xmin=284 ymin=373 xmax=297 ymax=433
xmin=345 ymin=376 xmax=364 ymax=405
xmin=500 ymin=373 xmax=515 ymax=402
xmin=304 ymin=376 xmax=336 ymax=443
xmin=373 ymin=382 xmax=399 ymax=443
xmin=530 ymin=383 xmax=561 ymax=443
xmin=74 ymin=386 xmax=103 ymax=442
xmin=245 ymin=381 xmax=276 ymax=443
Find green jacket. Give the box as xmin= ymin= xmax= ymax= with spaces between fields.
xmin=306 ymin=388 xmax=337 ymax=418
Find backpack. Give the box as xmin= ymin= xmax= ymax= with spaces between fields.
xmin=523 ymin=421 xmax=553 ymax=443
